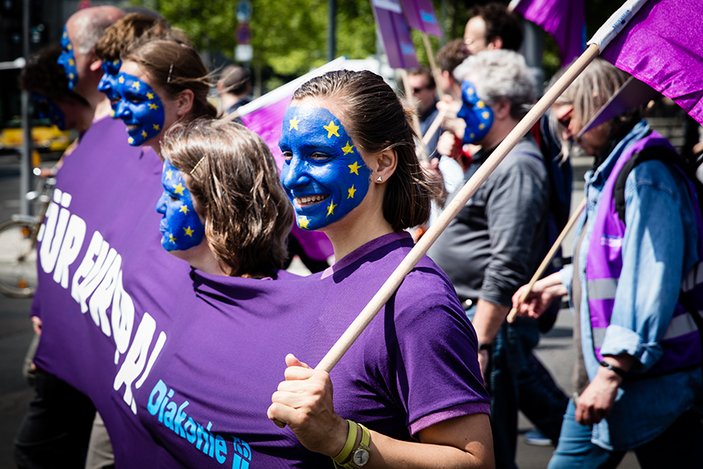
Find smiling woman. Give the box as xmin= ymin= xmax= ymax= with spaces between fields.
xmin=268 ymin=70 xmax=494 ymax=468
xmin=112 ymin=39 xmax=217 ymax=154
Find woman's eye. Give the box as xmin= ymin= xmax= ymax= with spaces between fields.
xmin=310 ymin=152 xmax=331 ymax=161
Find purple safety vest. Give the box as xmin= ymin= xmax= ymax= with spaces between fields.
xmin=586 ymin=131 xmax=703 ymax=375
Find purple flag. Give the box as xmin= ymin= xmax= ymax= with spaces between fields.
xmin=511 ymin=0 xmax=585 ymax=64
xmin=600 ymin=0 xmax=703 ymax=125
xmin=372 ymin=0 xmax=420 ymax=69
xmin=400 ymin=0 xmax=442 ymax=37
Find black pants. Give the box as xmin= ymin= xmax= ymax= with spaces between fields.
xmin=15 ymin=369 xmax=95 ymax=469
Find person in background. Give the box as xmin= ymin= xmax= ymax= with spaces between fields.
xmin=217 ymin=64 xmax=253 ymax=116
xmin=463 ymin=2 xmax=523 ymax=55
xmin=94 ymin=12 xmax=175 ymax=114
xmin=513 ymin=58 xmax=703 ymax=469
xmin=57 ymin=5 xmax=124 ymax=122
xmin=407 ymin=67 xmax=440 ymax=155
xmin=428 ymin=50 xmax=551 ymax=469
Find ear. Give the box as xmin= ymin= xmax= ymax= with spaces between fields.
xmin=372 ymin=148 xmax=397 ymax=184
xmin=89 ymin=57 xmax=103 ymax=73
xmin=492 ymin=99 xmax=511 ymax=120
xmin=487 ymin=37 xmax=503 ymax=50
xmin=175 ymin=89 xmax=195 ymax=118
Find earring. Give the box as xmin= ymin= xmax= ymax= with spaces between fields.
xmin=376 ymin=176 xmax=383 ymax=183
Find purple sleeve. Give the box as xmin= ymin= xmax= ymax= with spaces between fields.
xmin=390 ymin=268 xmax=491 ymax=436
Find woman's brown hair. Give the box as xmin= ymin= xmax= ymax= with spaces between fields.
xmin=161 ymin=118 xmax=292 ymax=277
xmin=291 ymin=70 xmax=431 ymax=231
xmin=124 ymin=39 xmax=217 ymax=120
xmin=94 ymin=13 xmax=175 ymax=63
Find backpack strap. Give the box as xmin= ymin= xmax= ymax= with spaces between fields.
xmin=614 ymin=145 xmax=681 ymax=223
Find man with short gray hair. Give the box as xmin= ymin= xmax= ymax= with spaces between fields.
xmin=429 ymin=49 xmax=550 ymax=469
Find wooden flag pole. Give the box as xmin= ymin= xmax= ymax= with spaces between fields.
xmin=315 ymin=43 xmax=601 ymax=373
xmin=506 ymin=197 xmax=587 ymax=324
xmin=420 ymin=33 xmax=444 ymax=100
xmin=422 ymin=107 xmax=447 ymax=147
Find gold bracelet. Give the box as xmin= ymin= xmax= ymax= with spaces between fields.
xmin=333 ymin=420 xmax=358 ymax=465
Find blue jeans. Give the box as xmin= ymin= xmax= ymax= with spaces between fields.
xmin=549 ymin=400 xmax=703 ymax=469
xmin=466 ymin=306 xmax=567 ymax=468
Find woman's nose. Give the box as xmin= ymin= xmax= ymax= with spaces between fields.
xmin=155 ymin=193 xmax=168 ymax=214
xmin=114 ymin=101 xmax=130 ymax=119
xmin=280 ymin=157 xmax=310 ymax=189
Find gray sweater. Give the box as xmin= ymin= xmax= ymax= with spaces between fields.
xmin=429 ymin=138 xmax=549 ymax=307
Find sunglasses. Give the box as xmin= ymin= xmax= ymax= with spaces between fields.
xmin=556 ymin=107 xmax=574 ymax=129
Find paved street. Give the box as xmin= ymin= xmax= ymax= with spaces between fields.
xmin=0 ymin=153 xmax=639 ymax=467
xmin=0 ymin=154 xmax=37 ymax=467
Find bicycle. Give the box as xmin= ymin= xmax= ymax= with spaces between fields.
xmin=0 ymin=168 xmax=55 ymax=299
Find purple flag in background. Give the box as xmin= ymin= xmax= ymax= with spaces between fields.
xmin=511 ymin=0 xmax=585 ymax=64
xmin=372 ymin=0 xmax=420 ymax=69
xmin=237 ymin=57 xmax=349 ymax=169
xmin=600 ymin=0 xmax=703 ymax=125
xmin=400 ymin=0 xmax=442 ymax=37
xmin=240 ymin=96 xmax=291 ymax=169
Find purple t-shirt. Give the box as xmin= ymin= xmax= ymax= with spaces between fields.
xmin=131 ymin=232 xmax=489 ymax=467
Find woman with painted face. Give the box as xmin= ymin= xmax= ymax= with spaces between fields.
xmin=94 ymin=13 xmax=174 ymax=112
xmin=113 ymin=39 xmax=217 ymax=153
xmin=267 ymin=70 xmax=493 ymax=468
xmin=155 ymin=118 xmax=292 ymax=276
xmin=513 ymin=59 xmax=703 ymax=467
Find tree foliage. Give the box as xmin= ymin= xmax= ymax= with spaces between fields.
xmin=132 ymin=0 xmax=622 ymax=82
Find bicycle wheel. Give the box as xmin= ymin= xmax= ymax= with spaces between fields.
xmin=0 ymin=218 xmax=39 ymax=298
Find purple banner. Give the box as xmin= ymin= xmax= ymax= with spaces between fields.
xmin=513 ymin=0 xmax=585 ymax=64
xmin=400 ymin=0 xmax=442 ymax=37
xmin=372 ymin=0 xmax=420 ymax=69
xmin=601 ymin=0 xmax=703 ymax=125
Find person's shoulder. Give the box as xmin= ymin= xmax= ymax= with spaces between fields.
xmin=497 ymin=138 xmax=546 ymax=178
xmin=627 ymin=156 xmax=687 ymax=200
xmin=397 ymin=255 xmax=464 ymax=314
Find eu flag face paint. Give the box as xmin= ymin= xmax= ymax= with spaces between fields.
xmin=113 ymin=72 xmax=165 ymax=146
xmin=31 ymin=93 xmax=66 ymax=130
xmin=155 ymin=160 xmax=205 ymax=252
xmin=457 ymin=80 xmax=494 ymax=144
xmin=57 ymin=27 xmax=78 ymax=90
xmin=98 ymin=59 xmax=122 ymax=112
xmin=280 ymin=106 xmax=371 ymax=231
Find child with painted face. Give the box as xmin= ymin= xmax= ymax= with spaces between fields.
xmin=157 ymin=118 xmax=292 ymax=277
xmin=269 ymin=70 xmax=493 ymax=468
xmin=113 ymin=39 xmax=216 ymax=153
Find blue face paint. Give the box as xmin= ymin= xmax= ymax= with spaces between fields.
xmin=113 ymin=72 xmax=165 ymax=146
xmin=57 ymin=27 xmax=78 ymax=90
xmin=279 ymin=106 xmax=371 ymax=231
xmin=98 ymin=59 xmax=122 ymax=114
xmin=457 ymin=80 xmax=494 ymax=144
xmin=31 ymin=93 xmax=66 ymax=130
xmin=155 ymin=160 xmax=205 ymax=252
